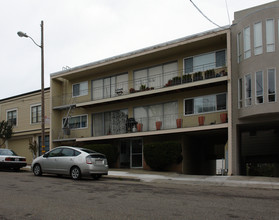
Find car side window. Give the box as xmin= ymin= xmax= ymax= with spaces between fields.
xmin=73 ymin=150 xmax=81 ymax=156
xmin=61 ymin=148 xmax=74 ymax=157
xmin=48 ymin=149 xmax=62 ymax=157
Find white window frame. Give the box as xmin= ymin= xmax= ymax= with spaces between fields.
xmin=255 ymin=71 xmax=264 ymax=104
xmin=238 ymin=78 xmax=243 ymax=108
xmin=72 ymin=81 xmax=88 ymax=97
xmin=245 ymin=74 xmax=252 ymax=106
xmin=6 ymin=108 xmax=18 ymax=126
xmin=267 ymin=68 xmax=276 ymax=102
xmin=266 ymin=19 xmax=275 ymax=52
xmin=184 ymin=93 xmax=227 ymax=116
xmin=254 ymin=22 xmax=263 ymax=55
xmin=244 ymin=26 xmax=251 ymax=59
xmin=30 ymin=104 xmax=41 ymax=124
xmin=62 ymin=114 xmax=88 ymax=130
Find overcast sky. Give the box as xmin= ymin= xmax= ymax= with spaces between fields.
xmin=0 ymin=0 xmax=274 ymax=99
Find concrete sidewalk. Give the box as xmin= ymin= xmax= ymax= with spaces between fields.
xmin=24 ymin=166 xmax=279 ymax=189
xmin=106 ymin=169 xmax=279 ymax=190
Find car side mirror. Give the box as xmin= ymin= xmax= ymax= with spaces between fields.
xmin=43 ymin=153 xmax=49 ymax=158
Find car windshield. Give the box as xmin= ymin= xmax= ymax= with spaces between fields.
xmin=0 ymin=149 xmax=17 ymax=156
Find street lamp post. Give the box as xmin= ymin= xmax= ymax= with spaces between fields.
xmin=17 ymin=20 xmax=45 ymax=154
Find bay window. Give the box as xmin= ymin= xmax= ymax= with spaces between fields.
xmin=255 ymin=71 xmax=263 ymax=104
xmin=245 ymin=74 xmax=252 ymax=106
xmin=268 ymin=68 xmax=276 ymax=102
xmin=266 ymin=19 xmax=275 ymax=52
xmin=254 ymin=22 xmax=263 ymax=55
xmin=244 ymin=26 xmax=251 ymax=59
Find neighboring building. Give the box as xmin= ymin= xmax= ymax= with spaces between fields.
xmin=231 ymin=1 xmax=279 ymax=176
xmin=0 ymin=89 xmax=50 ymax=164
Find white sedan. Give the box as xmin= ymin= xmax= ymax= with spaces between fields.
xmin=0 ymin=149 xmax=27 ymax=171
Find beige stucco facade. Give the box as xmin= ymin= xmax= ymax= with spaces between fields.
xmin=0 ymin=89 xmax=50 ymax=164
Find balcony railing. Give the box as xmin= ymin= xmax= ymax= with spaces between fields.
xmin=52 ymin=64 xmax=227 ymax=108
xmin=55 ymin=112 xmax=228 ymax=141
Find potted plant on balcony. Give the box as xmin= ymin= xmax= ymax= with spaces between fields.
xmin=172 ymin=76 xmax=182 ymax=85
xmin=220 ymin=112 xmax=228 ymax=123
xmin=193 ymin=72 xmax=203 ymax=81
xmin=140 ymin=84 xmax=147 ymax=91
xmin=176 ymin=118 xmax=183 ymax=128
xmin=129 ymin=88 xmax=136 ymax=93
xmin=182 ymin=74 xmax=192 ymax=83
xmin=205 ymin=69 xmax=215 ymax=79
xmin=137 ymin=123 xmax=143 ymax=132
xmin=156 ymin=121 xmax=162 ymax=130
xmin=198 ymin=116 xmax=205 ymax=126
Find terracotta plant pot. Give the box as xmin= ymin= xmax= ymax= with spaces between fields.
xmin=220 ymin=113 xmax=228 ymax=123
xmin=137 ymin=123 xmax=143 ymax=132
xmin=198 ymin=116 xmax=205 ymax=126
xmin=176 ymin=118 xmax=183 ymax=128
xmin=156 ymin=121 xmax=162 ymax=130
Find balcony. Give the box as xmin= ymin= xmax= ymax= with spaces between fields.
xmin=52 ymin=65 xmax=228 ymax=109
xmin=53 ymin=112 xmax=228 ymax=142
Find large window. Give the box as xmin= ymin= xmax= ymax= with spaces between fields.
xmin=7 ymin=109 xmax=17 ymax=126
xmin=133 ymin=62 xmax=178 ymax=90
xmin=238 ymin=78 xmax=243 ymax=108
xmin=255 ymin=71 xmax=263 ymax=104
xmin=244 ymin=26 xmax=251 ymax=59
xmin=92 ymin=73 xmax=128 ymax=101
xmin=245 ymin=74 xmax=252 ymax=106
xmin=184 ymin=93 xmax=227 ymax=115
xmin=73 ymin=81 xmax=88 ymax=97
xmin=92 ymin=109 xmax=128 ymax=136
xmin=254 ymin=22 xmax=263 ymax=55
xmin=268 ymin=68 xmax=276 ymax=102
xmin=31 ymin=104 xmax=41 ymax=124
xmin=237 ymin=32 xmax=242 ymax=63
xmin=266 ymin=19 xmax=275 ymax=52
xmin=184 ymin=50 xmax=226 ymax=74
xmin=134 ymin=102 xmax=178 ymax=131
xmin=63 ymin=115 xmax=87 ymax=129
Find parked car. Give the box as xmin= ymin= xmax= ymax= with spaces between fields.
xmin=31 ymin=146 xmax=109 ymax=180
xmin=0 ymin=149 xmax=27 ymax=171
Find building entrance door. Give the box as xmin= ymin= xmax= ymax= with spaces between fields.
xmin=131 ymin=139 xmax=143 ymax=168
xmin=120 ymin=139 xmax=143 ymax=168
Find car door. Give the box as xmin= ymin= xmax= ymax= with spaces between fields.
xmin=42 ymin=148 xmax=62 ymax=173
xmin=56 ymin=148 xmax=76 ymax=174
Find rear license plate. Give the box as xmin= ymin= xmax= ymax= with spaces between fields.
xmin=95 ymin=160 xmax=103 ymax=165
xmin=15 ymin=158 xmax=19 ymax=161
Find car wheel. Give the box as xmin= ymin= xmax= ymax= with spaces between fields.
xmin=70 ymin=166 xmax=81 ymax=180
xmin=92 ymin=174 xmax=102 ymax=180
xmin=33 ymin=164 xmax=42 ymax=176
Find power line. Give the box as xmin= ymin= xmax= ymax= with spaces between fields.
xmin=189 ymin=0 xmax=222 ymax=28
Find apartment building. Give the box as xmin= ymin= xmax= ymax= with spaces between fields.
xmin=1 ymin=1 xmax=278 ymax=176
xmin=50 ymin=27 xmax=231 ymax=175
xmin=231 ymin=1 xmax=279 ymax=176
xmin=0 ymin=89 xmax=50 ymax=164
